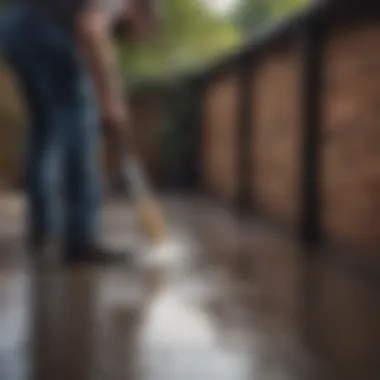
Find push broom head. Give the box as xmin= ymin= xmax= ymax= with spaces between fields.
xmin=137 ymin=197 xmax=167 ymax=244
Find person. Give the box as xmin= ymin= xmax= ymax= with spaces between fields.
xmin=0 ymin=0 xmax=159 ymax=264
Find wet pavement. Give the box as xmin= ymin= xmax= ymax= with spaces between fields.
xmin=0 ymin=194 xmax=379 ymax=380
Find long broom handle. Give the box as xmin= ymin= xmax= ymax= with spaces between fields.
xmin=107 ymin=125 xmax=167 ymax=242
xmin=106 ymin=123 xmax=152 ymax=199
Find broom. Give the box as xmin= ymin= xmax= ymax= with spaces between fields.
xmin=108 ymin=130 xmax=170 ymax=295
xmin=107 ymin=124 xmax=168 ymax=246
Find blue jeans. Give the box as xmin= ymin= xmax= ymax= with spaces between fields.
xmin=0 ymin=6 xmax=101 ymax=247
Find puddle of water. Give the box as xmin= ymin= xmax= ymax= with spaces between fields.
xmin=136 ymin=233 xmax=253 ymax=380
xmin=139 ymin=286 xmax=217 ymax=347
xmin=138 ymin=283 xmax=253 ymax=380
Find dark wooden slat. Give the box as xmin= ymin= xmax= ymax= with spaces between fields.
xmin=236 ymin=56 xmax=254 ymax=214
xmin=299 ymin=17 xmax=324 ymax=248
xmin=191 ymin=78 xmax=205 ymax=193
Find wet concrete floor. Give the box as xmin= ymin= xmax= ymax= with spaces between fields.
xmin=0 ymin=194 xmax=379 ymax=380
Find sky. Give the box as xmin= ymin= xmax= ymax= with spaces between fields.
xmin=200 ymin=0 xmax=239 ymax=15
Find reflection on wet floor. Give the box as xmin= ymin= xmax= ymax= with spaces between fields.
xmin=0 ymin=195 xmax=379 ymax=380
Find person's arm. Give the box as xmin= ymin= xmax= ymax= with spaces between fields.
xmin=75 ymin=6 xmax=127 ymax=132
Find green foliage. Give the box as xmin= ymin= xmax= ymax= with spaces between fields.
xmin=233 ymin=0 xmax=309 ymax=38
xmin=268 ymin=0 xmax=309 ymax=18
xmin=117 ymin=0 xmax=241 ymax=80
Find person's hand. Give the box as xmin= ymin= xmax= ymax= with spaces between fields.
xmin=100 ymin=95 xmax=128 ymax=138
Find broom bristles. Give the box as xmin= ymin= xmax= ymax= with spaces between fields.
xmin=137 ymin=196 xmax=167 ymax=244
xmin=118 ymin=152 xmax=167 ymax=244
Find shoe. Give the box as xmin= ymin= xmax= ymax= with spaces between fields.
xmin=63 ymin=243 xmax=133 ymax=266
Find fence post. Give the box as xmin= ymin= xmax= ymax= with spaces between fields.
xmin=300 ymin=16 xmax=324 ymax=248
xmin=236 ymin=55 xmax=254 ymax=214
xmin=190 ymin=77 xmax=204 ymax=193
xmin=233 ymin=54 xmax=255 ymax=278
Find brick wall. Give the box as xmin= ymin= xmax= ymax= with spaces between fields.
xmin=202 ymin=73 xmax=239 ymax=201
xmin=322 ymin=22 xmax=380 ymax=256
xmin=200 ymin=18 xmax=380 ymax=253
xmin=200 ymin=43 xmax=303 ymax=227
xmin=252 ymin=43 xmax=302 ymax=226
